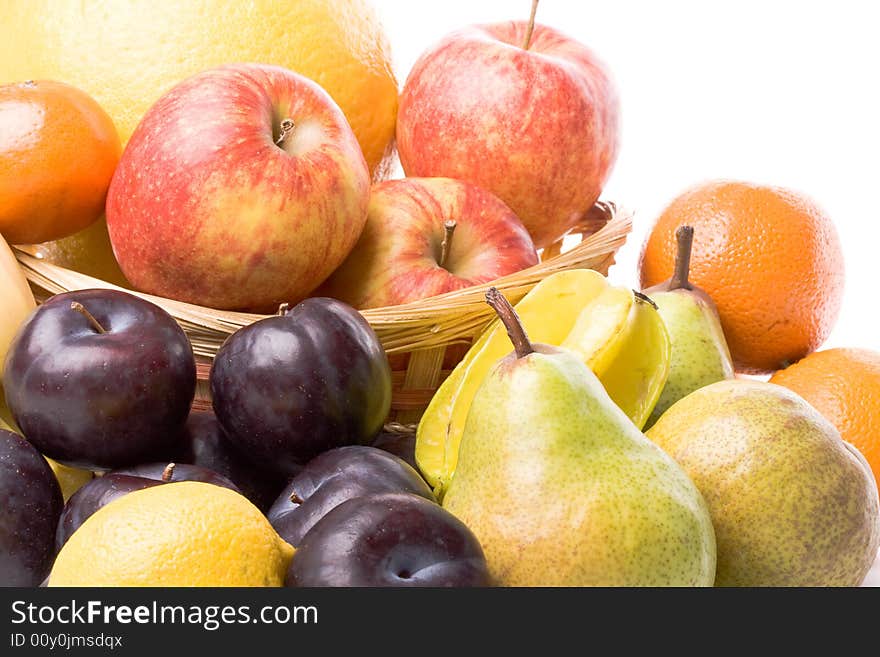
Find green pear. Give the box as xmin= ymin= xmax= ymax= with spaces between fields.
xmin=442 ymin=288 xmax=716 ymax=586
xmin=643 ymin=225 xmax=734 ymax=429
xmin=647 ymin=379 xmax=880 ymax=586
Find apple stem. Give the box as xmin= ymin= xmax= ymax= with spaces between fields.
xmin=485 ymin=287 xmax=534 ymax=359
xmin=277 ymin=302 xmax=290 ymax=316
xmin=670 ymin=225 xmax=695 ymax=291
xmin=70 ymin=302 xmax=107 ymax=334
xmin=439 ymin=220 xmax=457 ymax=268
xmin=161 ymin=463 xmax=176 ymax=482
xmin=274 ymin=118 xmax=295 ymax=146
xmin=522 ymin=0 xmax=540 ymax=50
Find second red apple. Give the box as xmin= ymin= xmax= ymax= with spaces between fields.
xmin=397 ymin=20 xmax=619 ymax=249
xmin=317 ymin=177 xmax=538 ymax=309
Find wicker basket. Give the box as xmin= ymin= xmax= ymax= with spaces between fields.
xmin=14 ymin=201 xmax=632 ymax=423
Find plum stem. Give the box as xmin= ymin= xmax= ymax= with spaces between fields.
xmin=70 ymin=302 xmax=107 ymax=334
xmin=522 ymin=0 xmax=540 ymax=50
xmin=161 ymin=463 xmax=176 ymax=482
xmin=274 ymin=118 xmax=295 ymax=146
xmin=277 ymin=303 xmax=290 ymax=316
xmin=486 ymin=287 xmax=533 ymax=359
xmin=289 ymin=490 xmax=304 ymax=505
xmin=670 ymin=225 xmax=695 ymax=291
xmin=439 ymin=220 xmax=457 ymax=268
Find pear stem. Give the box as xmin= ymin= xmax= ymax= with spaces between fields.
xmin=486 ymin=287 xmax=534 ymax=359
xmin=439 ymin=220 xmax=456 ymax=268
xmin=70 ymin=302 xmax=107 ymax=334
xmin=670 ymin=225 xmax=695 ymax=291
xmin=161 ymin=463 xmax=176 ymax=482
xmin=522 ymin=0 xmax=540 ymax=49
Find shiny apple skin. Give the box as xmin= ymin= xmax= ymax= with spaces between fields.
xmin=268 ymin=446 xmax=434 ymax=547
xmin=397 ymin=23 xmax=619 ymax=248
xmin=174 ymin=410 xmax=286 ymax=512
xmin=3 ymin=289 xmax=196 ymax=470
xmin=106 ymin=64 xmax=370 ymax=312
xmin=317 ymin=177 xmax=538 ymax=309
xmin=286 ymin=492 xmax=489 ymax=587
xmin=211 ymin=297 xmax=392 ymax=476
xmin=0 ymin=429 xmax=63 ymax=586
xmin=56 ymin=463 xmax=238 ymax=550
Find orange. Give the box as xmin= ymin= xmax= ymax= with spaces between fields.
xmin=639 ymin=180 xmax=844 ymax=374
xmin=770 ymin=348 xmax=880 ymax=485
xmin=0 ymin=80 xmax=120 ymax=245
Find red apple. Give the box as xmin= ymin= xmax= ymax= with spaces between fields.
xmin=317 ymin=177 xmax=538 ymax=309
xmin=106 ymin=64 xmax=371 ymax=311
xmin=396 ymin=20 xmax=619 ymax=249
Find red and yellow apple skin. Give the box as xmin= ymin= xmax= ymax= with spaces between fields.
xmin=397 ymin=22 xmax=619 ymax=249
xmin=317 ymin=177 xmax=538 ymax=309
xmin=106 ymin=64 xmax=370 ymax=312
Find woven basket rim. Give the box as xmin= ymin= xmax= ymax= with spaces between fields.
xmin=14 ymin=201 xmax=632 ymax=357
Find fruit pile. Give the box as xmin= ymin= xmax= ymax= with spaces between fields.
xmin=1 ymin=1 xmax=879 ymax=588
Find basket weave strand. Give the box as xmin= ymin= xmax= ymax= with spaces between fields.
xmin=14 ymin=201 xmax=632 ymax=419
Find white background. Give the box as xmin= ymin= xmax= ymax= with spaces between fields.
xmin=373 ymin=0 xmax=880 ymax=352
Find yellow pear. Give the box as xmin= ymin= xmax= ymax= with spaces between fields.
xmin=642 ymin=226 xmax=734 ymax=428
xmin=442 ymin=289 xmax=715 ymax=586
xmin=648 ymin=380 xmax=880 ymax=586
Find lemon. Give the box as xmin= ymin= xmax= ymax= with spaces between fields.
xmin=49 ymin=481 xmax=294 ymax=587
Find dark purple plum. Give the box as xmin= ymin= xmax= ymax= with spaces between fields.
xmin=210 ymin=298 xmax=391 ymax=476
xmin=56 ymin=462 xmax=238 ymax=549
xmin=173 ymin=410 xmax=286 ymax=512
xmin=113 ymin=462 xmax=239 ymax=489
xmin=268 ymin=445 xmax=434 ymax=547
xmin=371 ymin=429 xmax=417 ymax=470
xmin=3 ymin=289 xmax=196 ymax=470
xmin=0 ymin=429 xmax=63 ymax=586
xmin=285 ymin=492 xmax=489 ymax=587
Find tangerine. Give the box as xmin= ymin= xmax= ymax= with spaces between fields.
xmin=640 ymin=180 xmax=844 ymax=373
xmin=770 ymin=348 xmax=880 ymax=485
xmin=0 ymin=80 xmax=120 ymax=245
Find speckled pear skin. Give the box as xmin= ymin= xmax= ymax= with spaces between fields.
xmin=442 ymin=346 xmax=716 ymax=587
xmin=647 ymin=380 xmax=880 ymax=587
xmin=644 ymin=290 xmax=734 ymax=429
